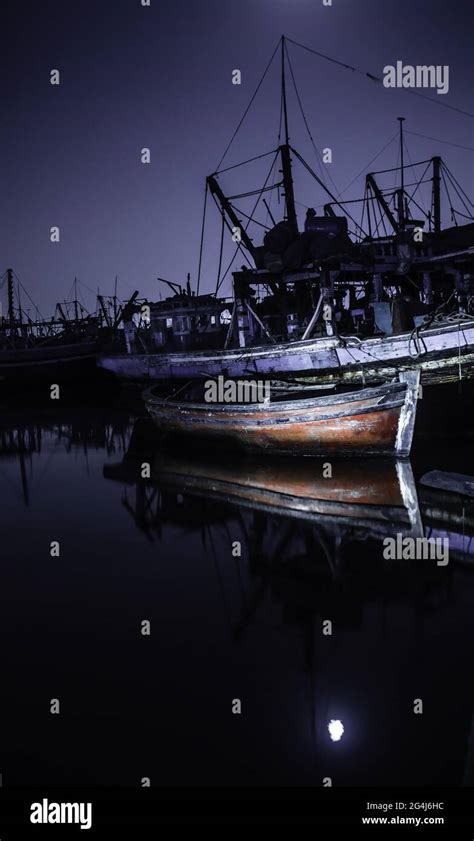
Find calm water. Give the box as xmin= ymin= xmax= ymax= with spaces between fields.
xmin=0 ymin=405 xmax=473 ymax=788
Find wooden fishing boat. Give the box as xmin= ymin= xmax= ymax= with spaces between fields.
xmin=142 ymin=372 xmax=419 ymax=457
xmin=99 ymin=315 xmax=474 ymax=385
xmin=103 ymin=431 xmax=422 ymax=539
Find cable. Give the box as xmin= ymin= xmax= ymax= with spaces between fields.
xmin=216 ymin=38 xmax=281 ymax=172
xmin=286 ymin=37 xmax=474 ymax=120
xmin=338 ymin=133 xmax=398 ymax=197
xmin=284 ymin=41 xmax=342 ymax=199
xmin=214 ymin=149 xmax=278 ymax=176
xmin=406 ymin=130 xmax=474 ymax=153
xmin=196 ymin=180 xmax=209 ymax=297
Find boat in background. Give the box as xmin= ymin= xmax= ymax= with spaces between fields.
xmin=419 ymin=470 xmax=474 ymax=564
xmin=0 ymin=269 xmax=131 ymax=388
xmin=142 ymin=371 xmax=419 ymax=457
xmin=98 ymin=37 xmax=474 ymax=389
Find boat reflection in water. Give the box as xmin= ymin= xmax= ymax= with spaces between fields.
xmin=1 ymin=412 xmax=473 ymax=786
xmin=102 ymin=420 xmax=474 ymax=785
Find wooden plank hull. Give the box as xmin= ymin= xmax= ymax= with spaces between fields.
xmin=143 ymin=375 xmax=419 ymax=457
xmin=98 ymin=318 xmax=474 ymax=386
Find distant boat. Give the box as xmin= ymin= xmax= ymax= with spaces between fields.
xmin=143 ymin=372 xmax=419 ymax=457
xmin=0 ymin=339 xmax=98 ymax=384
xmin=419 ymin=469 xmax=474 ymax=563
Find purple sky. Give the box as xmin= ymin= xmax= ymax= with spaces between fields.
xmin=3 ymin=0 xmax=474 ymax=317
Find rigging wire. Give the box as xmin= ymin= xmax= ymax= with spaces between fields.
xmin=286 ymin=37 xmax=474 ymax=120
xmin=264 ymin=151 xmax=280 ymax=227
xmin=291 ymin=148 xmax=368 ymax=237
xmin=405 ymin=130 xmax=474 ymax=153
xmin=216 ymin=38 xmax=281 ymax=172
xmin=215 ymin=150 xmax=280 ymax=294
xmin=284 ymin=41 xmax=342 ymax=198
xmin=196 ymin=180 xmax=209 ymax=297
xmin=338 ymin=133 xmax=398 ymax=197
xmin=441 ymin=162 xmax=474 ymax=210
xmin=403 ymin=154 xmax=431 ymax=217
xmin=227 ymin=182 xmax=283 ymax=200
xmin=440 ymin=166 xmax=457 ymax=224
xmin=209 ymin=191 xmax=253 ymax=271
xmin=12 ymin=272 xmax=46 ymax=321
xmin=228 ymin=205 xmax=271 ymax=229
xmin=214 ymin=209 xmax=226 ymax=296
xmin=442 ymin=167 xmax=474 ymax=220
xmin=214 ymin=149 xmax=279 ymax=176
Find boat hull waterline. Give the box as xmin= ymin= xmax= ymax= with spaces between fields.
xmin=143 ymin=373 xmax=419 ymax=457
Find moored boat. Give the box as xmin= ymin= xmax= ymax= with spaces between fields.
xmin=143 ymin=372 xmax=419 ymax=457
xmin=99 ymin=315 xmax=474 ymax=385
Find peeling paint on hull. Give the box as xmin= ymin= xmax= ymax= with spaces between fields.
xmin=143 ymin=379 xmax=419 ymax=457
xmin=99 ymin=320 xmax=474 ymax=386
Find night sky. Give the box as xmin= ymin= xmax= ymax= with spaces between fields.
xmin=3 ymin=0 xmax=474 ymax=316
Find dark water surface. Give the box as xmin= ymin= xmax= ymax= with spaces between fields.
xmin=1 ymin=404 xmax=473 ymax=788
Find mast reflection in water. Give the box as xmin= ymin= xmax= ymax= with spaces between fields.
xmin=0 ymin=411 xmax=473 ymax=788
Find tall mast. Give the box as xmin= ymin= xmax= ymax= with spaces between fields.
xmin=74 ymin=277 xmax=79 ymax=321
xmin=6 ymin=267 xmax=15 ymax=324
xmin=280 ymin=36 xmax=298 ymax=234
xmin=397 ymin=117 xmax=406 ymax=230
xmin=281 ymin=35 xmax=290 ymax=147
xmin=114 ymin=275 xmax=118 ymax=322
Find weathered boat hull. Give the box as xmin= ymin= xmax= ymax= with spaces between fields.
xmin=102 ymin=417 xmax=422 ymax=538
xmin=143 ymin=374 xmax=419 ymax=457
xmin=98 ymin=319 xmax=474 ymax=385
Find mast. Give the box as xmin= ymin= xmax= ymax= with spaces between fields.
xmin=74 ymin=277 xmax=79 ymax=321
xmin=280 ymin=36 xmax=298 ymax=234
xmin=432 ymin=156 xmax=441 ymax=234
xmin=397 ymin=117 xmax=406 ymax=230
xmin=6 ymin=267 xmax=15 ymax=324
xmin=114 ymin=275 xmax=118 ymax=322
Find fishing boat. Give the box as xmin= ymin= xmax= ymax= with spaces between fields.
xmin=418 ymin=470 xmax=474 ymax=563
xmin=98 ymin=36 xmax=474 ymax=388
xmin=103 ymin=420 xmax=422 ymax=539
xmin=102 ymin=314 xmax=474 ymax=385
xmin=0 ymin=269 xmax=129 ymax=387
xmin=142 ymin=371 xmax=419 ymax=457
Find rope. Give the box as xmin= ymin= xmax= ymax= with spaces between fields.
xmin=215 ymin=38 xmax=281 ymax=172
xmin=284 ymin=41 xmax=342 ymax=200
xmin=214 ymin=210 xmax=225 ymax=296
xmin=214 ymin=149 xmax=279 ymax=177
xmin=286 ymin=37 xmax=474 ymax=120
xmin=338 ymin=133 xmax=398 ymax=197
xmin=406 ymin=130 xmax=474 ymax=154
